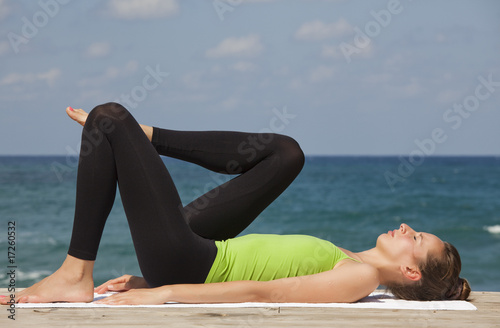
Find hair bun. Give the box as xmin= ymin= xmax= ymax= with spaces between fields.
xmin=447 ymin=278 xmax=471 ymax=300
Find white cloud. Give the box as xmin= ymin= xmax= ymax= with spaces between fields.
xmin=360 ymin=43 xmax=374 ymax=58
xmin=435 ymin=33 xmax=446 ymax=43
xmin=436 ymin=89 xmax=462 ymax=104
xmin=273 ymin=66 xmax=290 ymax=76
xmin=85 ymin=42 xmax=111 ymax=58
xmin=206 ymin=34 xmax=264 ymax=58
xmin=321 ymin=44 xmax=343 ymax=59
xmin=386 ymin=78 xmax=423 ymax=98
xmin=363 ymin=73 xmax=392 ymax=84
xmin=181 ymin=71 xmax=204 ymax=89
xmin=78 ymin=60 xmax=138 ymax=87
xmin=342 ymin=42 xmax=375 ymax=61
xmin=0 ymin=68 xmax=61 ymax=87
xmin=219 ymin=96 xmax=240 ymax=111
xmin=289 ymin=77 xmax=304 ymax=90
xmin=295 ymin=19 xmax=351 ymax=41
xmin=107 ymin=0 xmax=179 ymax=20
xmin=0 ymin=0 xmax=11 ymax=20
xmin=231 ymin=61 xmax=257 ymax=72
xmin=308 ymin=65 xmax=335 ymax=83
xmin=75 ymin=89 xmax=115 ymax=104
xmin=384 ymin=52 xmax=408 ymax=70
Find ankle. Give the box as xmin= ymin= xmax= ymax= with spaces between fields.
xmin=60 ymin=255 xmax=94 ymax=280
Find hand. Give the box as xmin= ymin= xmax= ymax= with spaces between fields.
xmin=95 ymin=287 xmax=168 ymax=305
xmin=94 ymin=275 xmax=149 ymax=294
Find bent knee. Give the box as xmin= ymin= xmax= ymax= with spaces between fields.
xmin=89 ymin=102 xmax=130 ymax=123
xmin=272 ymin=134 xmax=305 ymax=173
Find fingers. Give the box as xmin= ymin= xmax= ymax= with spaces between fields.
xmin=95 ymin=275 xmax=132 ymax=294
xmin=94 ymin=291 xmax=128 ymax=305
xmin=94 ymin=290 xmax=146 ymax=305
xmin=95 ymin=283 xmax=119 ymax=294
xmin=95 ymin=280 xmax=120 ymax=294
xmin=108 ymin=283 xmax=127 ymax=292
xmin=94 ymin=288 xmax=165 ymax=305
xmin=94 ymin=281 xmax=111 ymax=293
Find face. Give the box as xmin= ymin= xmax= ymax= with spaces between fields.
xmin=377 ymin=223 xmax=445 ymax=268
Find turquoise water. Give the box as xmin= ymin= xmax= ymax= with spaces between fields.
xmin=1 ymin=156 xmax=499 ymax=291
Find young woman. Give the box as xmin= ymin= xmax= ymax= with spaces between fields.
xmin=0 ymin=103 xmax=470 ymax=305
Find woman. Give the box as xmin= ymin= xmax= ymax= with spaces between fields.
xmin=0 ymin=103 xmax=470 ymax=305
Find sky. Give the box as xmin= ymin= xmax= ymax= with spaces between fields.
xmin=0 ymin=0 xmax=499 ymax=156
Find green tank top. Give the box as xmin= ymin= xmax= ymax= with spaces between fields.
xmin=204 ymin=234 xmax=356 ymax=283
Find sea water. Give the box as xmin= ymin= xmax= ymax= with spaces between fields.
xmin=0 ymin=156 xmax=499 ymax=291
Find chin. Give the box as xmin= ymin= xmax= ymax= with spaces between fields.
xmin=375 ymin=232 xmax=390 ymax=248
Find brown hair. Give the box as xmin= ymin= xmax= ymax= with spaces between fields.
xmin=387 ymin=242 xmax=471 ymax=301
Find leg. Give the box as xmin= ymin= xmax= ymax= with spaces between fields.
xmin=68 ymin=103 xmax=216 ymax=287
xmin=66 ymin=107 xmax=304 ymax=240
xmin=6 ymin=103 xmax=217 ymax=303
xmin=152 ymin=128 xmax=305 ymax=240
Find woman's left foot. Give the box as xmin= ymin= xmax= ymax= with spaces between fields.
xmin=0 ymin=255 xmax=95 ymax=304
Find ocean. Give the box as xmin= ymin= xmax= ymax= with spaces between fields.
xmin=1 ymin=155 xmax=499 ymax=292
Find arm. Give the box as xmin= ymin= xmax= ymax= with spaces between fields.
xmin=167 ymin=262 xmax=379 ymax=304
xmin=97 ymin=262 xmax=379 ymax=305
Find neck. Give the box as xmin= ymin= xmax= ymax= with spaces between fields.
xmin=354 ymin=248 xmax=403 ymax=286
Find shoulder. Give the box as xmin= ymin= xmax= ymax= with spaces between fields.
xmin=330 ymin=261 xmax=379 ymax=299
xmin=286 ymin=261 xmax=379 ymax=302
xmin=334 ymin=260 xmax=378 ymax=279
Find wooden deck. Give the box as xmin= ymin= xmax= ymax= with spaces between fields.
xmin=1 ymin=289 xmax=499 ymax=327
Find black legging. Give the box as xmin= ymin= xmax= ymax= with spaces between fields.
xmin=67 ymin=103 xmax=304 ymax=287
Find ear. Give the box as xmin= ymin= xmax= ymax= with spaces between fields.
xmin=400 ymin=265 xmax=422 ymax=282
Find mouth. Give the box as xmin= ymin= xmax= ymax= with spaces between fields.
xmin=388 ymin=230 xmax=395 ymax=237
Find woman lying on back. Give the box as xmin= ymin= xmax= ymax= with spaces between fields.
xmin=1 ymin=103 xmax=470 ymax=305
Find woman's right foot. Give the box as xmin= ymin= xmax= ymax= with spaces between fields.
xmin=0 ymin=255 xmax=95 ymax=304
xmin=66 ymin=107 xmax=89 ymax=127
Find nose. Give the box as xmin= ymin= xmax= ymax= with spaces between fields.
xmin=400 ymin=223 xmax=415 ymax=234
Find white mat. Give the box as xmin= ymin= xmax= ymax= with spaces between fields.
xmin=16 ymin=291 xmax=476 ymax=310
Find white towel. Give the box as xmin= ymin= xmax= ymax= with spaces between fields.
xmin=16 ymin=291 xmax=476 ymax=310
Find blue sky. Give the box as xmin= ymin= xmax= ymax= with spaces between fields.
xmin=0 ymin=0 xmax=499 ymax=155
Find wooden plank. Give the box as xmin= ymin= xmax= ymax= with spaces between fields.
xmin=1 ymin=289 xmax=498 ymax=328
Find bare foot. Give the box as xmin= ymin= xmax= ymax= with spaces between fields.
xmin=0 ymin=255 xmax=95 ymax=304
xmin=66 ymin=107 xmax=89 ymax=127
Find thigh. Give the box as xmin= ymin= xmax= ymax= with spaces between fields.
xmin=90 ymin=103 xmax=218 ymax=286
xmin=182 ymin=133 xmax=305 ymax=240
